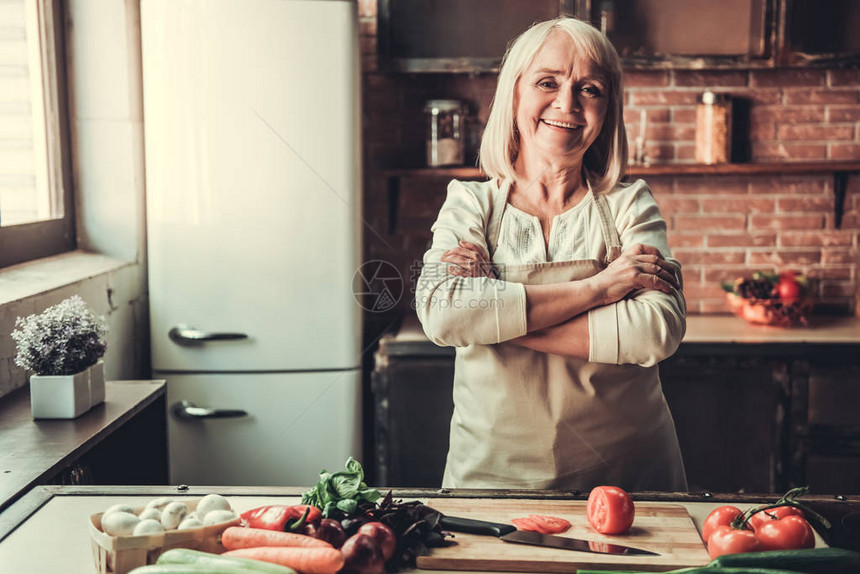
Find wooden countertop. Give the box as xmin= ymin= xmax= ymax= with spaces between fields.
xmin=0 ymin=381 xmax=165 ymax=514
xmin=684 ymin=314 xmax=860 ymax=344
xmin=381 ymin=315 xmax=860 ymax=357
xmin=0 ymin=486 xmax=854 ymax=574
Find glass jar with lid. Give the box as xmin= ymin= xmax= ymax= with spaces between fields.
xmin=424 ymin=100 xmax=466 ymax=167
xmin=695 ymin=91 xmax=732 ymax=165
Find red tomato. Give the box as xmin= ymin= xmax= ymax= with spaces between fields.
xmin=748 ymin=505 xmax=805 ymax=532
xmin=528 ymin=515 xmax=571 ymax=535
xmin=707 ymin=525 xmax=760 ymax=559
xmin=756 ymin=514 xmax=815 ymax=551
xmin=586 ymin=486 xmax=635 ymax=535
xmin=777 ymin=277 xmax=802 ymax=301
xmin=702 ymin=506 xmax=744 ymax=543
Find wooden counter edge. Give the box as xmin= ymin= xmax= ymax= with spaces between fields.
xmin=3 ymin=485 xmax=856 ymax=544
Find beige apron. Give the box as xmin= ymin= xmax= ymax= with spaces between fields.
xmin=442 ymin=180 xmax=687 ymax=492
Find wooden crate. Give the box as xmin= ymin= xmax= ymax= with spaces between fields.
xmin=88 ymin=498 xmax=240 ymax=574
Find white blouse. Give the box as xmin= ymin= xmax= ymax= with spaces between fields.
xmin=415 ymin=178 xmax=687 ymax=367
xmin=495 ymin=194 xmax=595 ymax=265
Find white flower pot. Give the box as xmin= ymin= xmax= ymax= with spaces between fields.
xmin=30 ymin=361 xmax=105 ymax=419
xmin=88 ymin=360 xmax=105 ymax=407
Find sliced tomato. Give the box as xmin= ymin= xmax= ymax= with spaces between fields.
xmin=510 ymin=517 xmax=540 ymax=531
xmin=586 ymin=486 xmax=635 ymax=535
xmin=528 ymin=515 xmax=571 ymax=534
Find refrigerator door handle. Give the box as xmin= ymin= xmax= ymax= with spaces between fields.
xmin=169 ymin=325 xmax=248 ymax=346
xmin=172 ymin=400 xmax=248 ymax=420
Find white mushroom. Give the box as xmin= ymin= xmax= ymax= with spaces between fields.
xmin=195 ymin=493 xmax=232 ymax=522
xmin=133 ymin=519 xmax=165 ymax=536
xmin=202 ymin=509 xmax=237 ymax=526
xmin=138 ymin=507 xmax=162 ymax=521
xmin=101 ymin=511 xmax=141 ymax=536
xmin=160 ymin=501 xmax=188 ymax=530
xmin=103 ymin=504 xmax=136 ymax=518
xmin=177 ymin=517 xmax=204 ymax=530
xmin=145 ymin=497 xmax=173 ymax=511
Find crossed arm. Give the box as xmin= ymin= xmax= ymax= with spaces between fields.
xmin=442 ymin=240 xmax=680 ymax=359
xmin=415 ymin=180 xmax=686 ymax=365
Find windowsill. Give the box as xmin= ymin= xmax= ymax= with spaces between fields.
xmin=0 ymin=250 xmax=134 ymax=307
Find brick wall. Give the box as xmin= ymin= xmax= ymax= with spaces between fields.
xmin=650 ymin=173 xmax=858 ymax=313
xmin=623 ymin=69 xmax=860 ymax=163
xmin=358 ymin=2 xmax=860 ymax=328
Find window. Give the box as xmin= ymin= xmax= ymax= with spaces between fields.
xmin=0 ymin=0 xmax=73 ymax=268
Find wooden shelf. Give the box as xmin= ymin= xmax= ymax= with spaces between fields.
xmin=0 ymin=381 xmax=166 ymax=513
xmin=384 ymin=161 xmax=860 ymax=179
xmin=383 ymin=161 xmax=860 ymax=231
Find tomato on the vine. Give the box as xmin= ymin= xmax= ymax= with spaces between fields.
xmin=756 ymin=514 xmax=815 ymax=551
xmin=748 ymin=505 xmax=805 ymax=532
xmin=702 ymin=505 xmax=744 ymax=543
xmin=707 ymin=525 xmax=760 ymax=559
xmin=586 ymin=486 xmax=635 ymax=534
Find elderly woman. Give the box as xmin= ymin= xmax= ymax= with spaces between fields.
xmin=415 ymin=17 xmax=687 ymax=492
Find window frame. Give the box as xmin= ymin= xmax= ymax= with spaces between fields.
xmin=0 ymin=0 xmax=75 ymax=269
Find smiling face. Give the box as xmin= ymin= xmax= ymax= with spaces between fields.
xmin=514 ymin=30 xmax=609 ymax=168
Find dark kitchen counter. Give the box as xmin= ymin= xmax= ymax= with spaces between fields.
xmin=0 ymin=380 xmax=166 ymax=514
xmin=373 ymin=315 xmax=860 ymax=493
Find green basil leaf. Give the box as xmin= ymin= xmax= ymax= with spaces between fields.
xmin=332 ymin=473 xmax=361 ymax=498
xmin=359 ymin=488 xmax=382 ymax=503
xmin=337 ymin=499 xmax=357 ymax=514
xmin=345 ymin=457 xmax=362 ymax=477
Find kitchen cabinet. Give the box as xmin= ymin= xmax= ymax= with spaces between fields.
xmin=377 ymin=0 xmax=570 ymax=72
xmin=372 ymin=330 xmax=454 ymax=487
xmin=372 ymin=315 xmax=860 ymax=494
xmin=791 ymin=355 xmax=860 ymax=494
xmin=584 ymin=0 xmax=775 ymax=69
xmin=782 ymin=0 xmax=860 ymax=66
xmin=658 ymin=353 xmax=785 ymax=494
xmin=377 ymin=0 xmax=860 ymax=72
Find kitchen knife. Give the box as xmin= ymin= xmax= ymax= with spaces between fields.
xmin=440 ymin=514 xmax=659 ymax=556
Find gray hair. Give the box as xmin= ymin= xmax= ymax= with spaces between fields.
xmin=479 ymin=17 xmax=627 ymax=193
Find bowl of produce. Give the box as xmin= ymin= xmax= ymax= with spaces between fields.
xmin=722 ymin=271 xmax=813 ymax=327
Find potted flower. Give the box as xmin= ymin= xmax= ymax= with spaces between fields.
xmin=11 ymin=295 xmax=108 ymax=419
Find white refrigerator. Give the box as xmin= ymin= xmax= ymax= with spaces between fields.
xmin=141 ymin=0 xmax=363 ymax=485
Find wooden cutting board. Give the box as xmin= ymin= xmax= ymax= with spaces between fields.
xmin=416 ymin=498 xmax=710 ymax=573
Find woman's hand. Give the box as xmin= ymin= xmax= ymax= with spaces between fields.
xmin=441 ymin=241 xmax=497 ymax=278
xmin=593 ymin=243 xmax=680 ymax=305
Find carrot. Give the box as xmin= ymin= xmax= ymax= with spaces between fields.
xmin=221 ymin=526 xmax=333 ymax=551
xmin=223 ymin=546 xmax=344 ymax=574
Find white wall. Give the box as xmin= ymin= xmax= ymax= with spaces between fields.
xmin=0 ymin=0 xmax=149 ymax=398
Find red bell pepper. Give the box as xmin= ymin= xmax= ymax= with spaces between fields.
xmin=239 ymin=504 xmax=321 ymax=532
